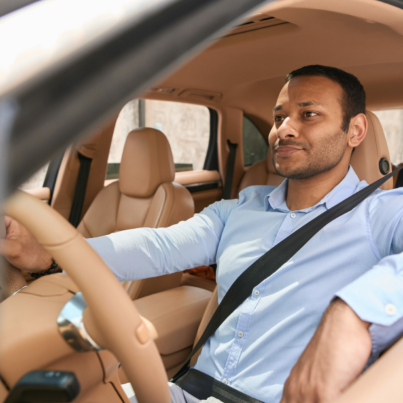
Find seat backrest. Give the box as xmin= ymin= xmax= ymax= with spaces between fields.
xmin=78 ymin=128 xmax=195 ymax=300
xmin=238 ymin=110 xmax=393 ymax=193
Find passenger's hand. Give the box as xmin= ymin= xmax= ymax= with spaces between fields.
xmin=0 ymin=216 xmax=53 ymax=273
xmin=280 ymin=298 xmax=372 ymax=403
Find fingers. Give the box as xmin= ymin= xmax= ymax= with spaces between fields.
xmin=4 ymin=215 xmax=12 ymax=228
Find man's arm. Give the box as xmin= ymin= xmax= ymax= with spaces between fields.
xmin=281 ymin=299 xmax=371 ymax=403
xmin=282 ymin=190 xmax=403 ymax=402
xmin=1 ymin=199 xmax=236 ymax=282
xmin=86 ymin=200 xmax=233 ymax=281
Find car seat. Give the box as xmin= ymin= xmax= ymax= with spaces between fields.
xmin=77 ymin=128 xmax=195 ymax=300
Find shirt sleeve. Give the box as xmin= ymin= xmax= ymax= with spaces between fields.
xmin=85 ymin=198 xmax=238 ymax=282
xmin=335 ymin=188 xmax=403 ymax=358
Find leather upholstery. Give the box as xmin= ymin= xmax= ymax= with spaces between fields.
xmin=120 ymin=128 xmax=175 ymax=198
xmin=351 ymin=111 xmax=393 ymax=190
xmin=78 ymin=128 xmax=194 ymax=300
xmin=238 ymin=110 xmax=393 ymax=193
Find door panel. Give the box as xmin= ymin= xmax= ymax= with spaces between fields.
xmin=175 ymin=170 xmax=222 ymax=213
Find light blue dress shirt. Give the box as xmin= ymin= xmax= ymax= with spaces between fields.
xmin=87 ymin=166 xmax=403 ymax=403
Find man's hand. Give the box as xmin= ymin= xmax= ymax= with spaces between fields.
xmin=0 ymin=216 xmax=52 ymax=273
xmin=281 ymin=298 xmax=372 ymax=403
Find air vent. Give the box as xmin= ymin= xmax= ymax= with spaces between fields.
xmin=226 ymin=13 xmax=287 ymax=36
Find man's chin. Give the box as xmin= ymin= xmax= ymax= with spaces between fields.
xmin=273 ymin=163 xmax=317 ymax=180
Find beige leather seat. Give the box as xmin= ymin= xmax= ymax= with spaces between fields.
xmin=193 ymin=110 xmax=393 ymax=363
xmin=238 ymin=110 xmax=393 ymax=193
xmin=78 ymin=127 xmax=195 ymax=300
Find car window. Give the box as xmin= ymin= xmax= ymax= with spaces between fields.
xmin=243 ymin=116 xmax=268 ymax=167
xmin=107 ymin=99 xmax=210 ymax=179
xmin=374 ymin=109 xmax=403 ymax=165
xmin=20 ymin=163 xmax=49 ymax=190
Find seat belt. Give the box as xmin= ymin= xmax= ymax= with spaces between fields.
xmin=222 ymin=140 xmax=238 ymax=200
xmin=396 ymin=167 xmax=403 ymax=188
xmin=68 ymin=151 xmax=93 ymax=228
xmin=172 ymin=165 xmax=403 ymax=383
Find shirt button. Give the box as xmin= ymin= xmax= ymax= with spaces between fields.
xmin=385 ymin=304 xmax=397 ymax=316
xmin=222 ymin=379 xmax=228 ymax=384
xmin=238 ymin=331 xmax=244 ymax=338
xmin=254 ymin=290 xmax=260 ymax=296
xmin=290 ymin=213 xmax=296 ymax=218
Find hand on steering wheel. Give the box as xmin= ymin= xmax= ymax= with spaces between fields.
xmin=3 ymin=191 xmax=171 ymax=403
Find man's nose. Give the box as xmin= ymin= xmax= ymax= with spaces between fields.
xmin=276 ymin=117 xmax=298 ymax=140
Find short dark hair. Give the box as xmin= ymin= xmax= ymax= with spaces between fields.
xmin=285 ymin=65 xmax=366 ymax=132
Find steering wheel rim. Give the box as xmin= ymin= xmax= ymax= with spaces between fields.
xmin=4 ymin=190 xmax=171 ymax=403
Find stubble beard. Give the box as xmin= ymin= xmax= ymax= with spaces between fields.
xmin=270 ymin=130 xmax=348 ymax=180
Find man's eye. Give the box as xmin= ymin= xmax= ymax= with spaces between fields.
xmin=304 ymin=111 xmax=318 ymax=118
xmin=274 ymin=115 xmax=284 ymax=122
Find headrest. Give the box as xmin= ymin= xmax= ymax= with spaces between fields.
xmin=119 ymin=128 xmax=175 ymax=197
xmin=266 ymin=111 xmax=392 ymax=190
xmin=351 ymin=110 xmax=392 ymax=190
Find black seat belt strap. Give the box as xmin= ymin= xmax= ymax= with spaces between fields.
xmin=172 ymin=165 xmax=403 ymax=382
xmin=222 ymin=140 xmax=238 ymax=200
xmin=396 ymin=167 xmax=403 ymax=188
xmin=68 ymin=152 xmax=93 ymax=228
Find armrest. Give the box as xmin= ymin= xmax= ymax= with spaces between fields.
xmin=134 ymin=286 xmax=212 ymax=356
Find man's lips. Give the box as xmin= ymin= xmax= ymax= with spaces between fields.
xmin=275 ymin=146 xmax=302 ymax=157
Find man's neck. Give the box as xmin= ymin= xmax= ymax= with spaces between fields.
xmin=286 ymin=165 xmax=349 ymax=211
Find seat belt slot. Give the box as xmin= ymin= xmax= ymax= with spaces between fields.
xmin=68 ymin=152 xmax=93 ymax=228
xmin=222 ymin=140 xmax=238 ymax=200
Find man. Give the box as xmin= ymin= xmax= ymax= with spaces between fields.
xmin=2 ymin=65 xmax=403 ymax=403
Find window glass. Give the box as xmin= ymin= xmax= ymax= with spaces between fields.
xmin=107 ymin=99 xmax=210 ymax=179
xmin=145 ymin=100 xmax=210 ymax=171
xmin=373 ymin=109 xmax=403 ymax=165
xmin=243 ymin=116 xmax=268 ymax=167
xmin=20 ymin=163 xmax=49 ymax=190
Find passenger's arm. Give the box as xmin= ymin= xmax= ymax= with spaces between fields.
xmin=86 ymin=199 xmax=236 ymax=281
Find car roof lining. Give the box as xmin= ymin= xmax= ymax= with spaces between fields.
xmin=142 ymin=0 xmax=403 ymax=135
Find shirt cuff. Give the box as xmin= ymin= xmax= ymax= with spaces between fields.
xmin=336 ymin=261 xmax=403 ymax=358
xmin=336 ymin=264 xmax=403 ymax=327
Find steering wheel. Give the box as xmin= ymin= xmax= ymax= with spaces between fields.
xmin=4 ymin=190 xmax=171 ymax=403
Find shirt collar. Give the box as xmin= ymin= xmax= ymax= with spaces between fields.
xmin=265 ymin=166 xmax=360 ymax=212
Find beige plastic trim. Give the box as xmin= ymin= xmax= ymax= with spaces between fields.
xmin=3 ymin=191 xmax=170 ymax=403
xmin=174 ymin=170 xmax=221 ymax=186
xmin=335 ymin=337 xmax=403 ymax=402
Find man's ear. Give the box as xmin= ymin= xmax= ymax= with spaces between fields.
xmin=348 ymin=113 xmax=367 ymax=148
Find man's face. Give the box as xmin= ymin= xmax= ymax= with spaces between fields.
xmin=269 ymin=75 xmax=350 ymax=179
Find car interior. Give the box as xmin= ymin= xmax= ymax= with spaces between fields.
xmin=1 ymin=0 xmax=403 ymax=402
